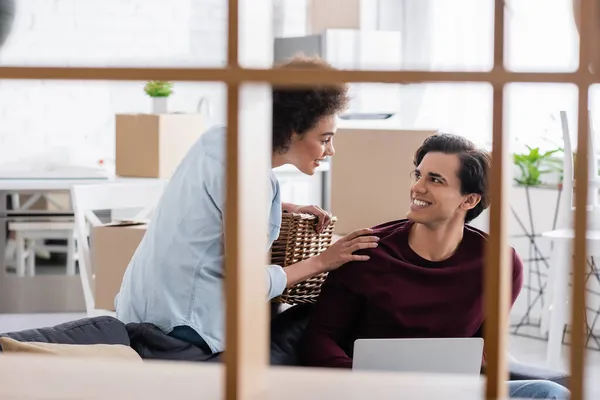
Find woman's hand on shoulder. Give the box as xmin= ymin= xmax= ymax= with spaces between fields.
xmin=316 ymin=228 xmax=380 ymax=272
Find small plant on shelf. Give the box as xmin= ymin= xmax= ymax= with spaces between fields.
xmin=144 ymin=81 xmax=173 ymax=114
xmin=512 ymin=145 xmax=563 ymax=187
xmin=144 ymin=81 xmax=174 ymax=97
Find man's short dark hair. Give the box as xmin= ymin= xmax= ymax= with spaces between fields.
xmin=413 ymin=133 xmax=492 ymax=223
xmin=271 ymin=54 xmax=350 ymax=153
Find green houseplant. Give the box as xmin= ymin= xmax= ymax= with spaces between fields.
xmin=144 ymin=81 xmax=173 ymax=97
xmin=144 ymin=81 xmax=174 ymax=114
xmin=512 ymin=145 xmax=563 ymax=186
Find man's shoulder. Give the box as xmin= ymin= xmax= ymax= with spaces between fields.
xmin=463 ymin=224 xmax=489 ymax=247
xmin=462 ymin=224 xmax=522 ymax=271
xmin=371 ymin=218 xmax=413 ymax=236
xmin=324 ymin=220 xmax=412 ymax=285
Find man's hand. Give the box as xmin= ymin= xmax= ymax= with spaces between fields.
xmin=283 ymin=203 xmax=333 ymax=233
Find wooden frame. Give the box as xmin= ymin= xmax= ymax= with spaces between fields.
xmin=0 ymin=0 xmax=593 ymax=399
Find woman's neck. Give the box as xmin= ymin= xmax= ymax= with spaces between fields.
xmin=271 ymin=152 xmax=287 ymax=169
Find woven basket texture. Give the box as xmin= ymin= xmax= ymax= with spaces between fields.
xmin=270 ymin=212 xmax=337 ymax=304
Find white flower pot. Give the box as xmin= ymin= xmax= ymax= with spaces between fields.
xmin=152 ymin=97 xmax=168 ymax=114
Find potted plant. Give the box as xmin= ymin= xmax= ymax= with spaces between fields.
xmin=144 ymin=81 xmax=174 ymax=114
xmin=513 ymin=145 xmax=563 ymax=187
xmin=509 ymin=144 xmax=565 ymax=339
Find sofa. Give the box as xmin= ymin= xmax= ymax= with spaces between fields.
xmin=0 ymin=303 xmax=568 ymax=387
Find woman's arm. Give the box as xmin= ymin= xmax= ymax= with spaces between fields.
xmin=281 ymin=202 xmax=299 ymax=213
xmin=265 ymin=228 xmax=379 ymax=299
xmin=264 ymin=258 xmax=325 ymax=300
xmin=205 ymin=162 xmax=377 ymax=299
xmin=286 ymin=227 xmax=377 ymax=283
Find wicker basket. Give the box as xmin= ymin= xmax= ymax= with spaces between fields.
xmin=270 ymin=212 xmax=337 ymax=304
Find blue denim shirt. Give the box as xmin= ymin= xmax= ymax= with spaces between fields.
xmin=115 ymin=125 xmax=286 ymax=353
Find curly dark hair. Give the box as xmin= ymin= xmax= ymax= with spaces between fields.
xmin=413 ymin=133 xmax=492 ymax=224
xmin=272 ymin=54 xmax=350 ymax=153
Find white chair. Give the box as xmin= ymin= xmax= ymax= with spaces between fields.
xmin=71 ymin=181 xmax=167 ymax=317
xmin=6 ymin=192 xmax=76 ymax=277
xmin=540 ymin=111 xmax=600 ymax=369
xmin=8 ymin=220 xmax=76 ymax=277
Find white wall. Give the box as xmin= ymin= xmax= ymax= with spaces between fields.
xmin=0 ymin=0 xmax=231 ymax=169
xmin=0 ymin=0 xmax=317 ymax=169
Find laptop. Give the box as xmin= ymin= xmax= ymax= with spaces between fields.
xmin=352 ymin=337 xmax=484 ymax=375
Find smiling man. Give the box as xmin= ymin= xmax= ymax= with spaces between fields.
xmin=298 ymin=134 xmax=570 ymax=399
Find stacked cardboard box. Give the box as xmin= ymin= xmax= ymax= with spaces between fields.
xmin=115 ymin=113 xmax=204 ymax=179
xmin=90 ymin=221 xmax=147 ymax=311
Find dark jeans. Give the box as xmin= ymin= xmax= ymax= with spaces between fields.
xmin=168 ymin=326 xmax=221 ymax=362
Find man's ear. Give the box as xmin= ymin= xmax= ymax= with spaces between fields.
xmin=462 ymin=194 xmax=481 ymax=211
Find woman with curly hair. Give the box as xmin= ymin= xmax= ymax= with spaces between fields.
xmin=115 ymin=55 xmax=379 ymax=359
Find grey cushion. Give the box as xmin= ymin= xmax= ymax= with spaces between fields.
xmin=0 ymin=316 xmax=130 ymax=349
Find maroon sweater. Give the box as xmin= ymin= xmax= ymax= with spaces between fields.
xmin=299 ymin=219 xmax=524 ymax=368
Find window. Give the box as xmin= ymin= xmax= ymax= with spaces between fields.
xmin=391 ymin=0 xmax=600 ymax=155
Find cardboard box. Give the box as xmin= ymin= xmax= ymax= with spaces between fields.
xmin=115 ymin=113 xmax=205 ymax=178
xmin=91 ymin=221 xmax=147 ymax=311
xmin=330 ymin=128 xmax=437 ymax=235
